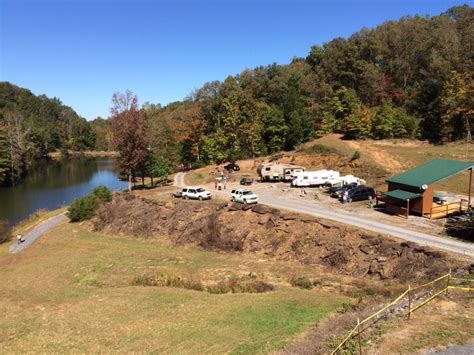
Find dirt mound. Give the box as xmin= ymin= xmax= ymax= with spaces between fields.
xmin=93 ymin=193 xmax=464 ymax=282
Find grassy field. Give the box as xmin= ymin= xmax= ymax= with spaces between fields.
xmin=0 ymin=221 xmax=350 ymax=353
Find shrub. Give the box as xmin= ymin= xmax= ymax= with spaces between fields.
xmin=67 ymin=195 xmax=96 ymax=222
xmin=133 ymin=273 xmax=273 ymax=294
xmin=0 ymin=220 xmax=11 ymax=244
xmin=91 ymin=185 xmax=113 ymax=202
xmin=351 ymin=150 xmax=361 ymax=161
xmin=290 ymin=276 xmax=314 ymax=289
xmin=67 ymin=186 xmax=112 ymax=222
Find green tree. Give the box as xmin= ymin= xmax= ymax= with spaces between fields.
xmin=342 ymin=104 xmax=374 ymax=139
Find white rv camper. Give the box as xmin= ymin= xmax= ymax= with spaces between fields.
xmin=291 ymin=170 xmax=340 ymax=187
xmin=257 ymin=163 xmax=305 ymax=182
xmin=324 ymin=174 xmax=366 ymax=188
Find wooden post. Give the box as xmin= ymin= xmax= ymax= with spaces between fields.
xmin=406 ymin=199 xmax=410 ymax=219
xmin=408 ymin=285 xmax=412 ymax=320
xmin=357 ymin=318 xmax=363 ymax=355
xmin=446 ymin=269 xmax=451 ymax=297
xmin=468 ymin=168 xmax=472 ymax=210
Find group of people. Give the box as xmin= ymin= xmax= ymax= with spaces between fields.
xmin=214 ymin=170 xmax=227 ymax=190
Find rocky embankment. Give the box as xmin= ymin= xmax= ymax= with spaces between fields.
xmin=93 ymin=193 xmax=466 ymax=282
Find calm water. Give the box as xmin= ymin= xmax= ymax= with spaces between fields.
xmin=0 ymin=158 xmax=127 ymax=226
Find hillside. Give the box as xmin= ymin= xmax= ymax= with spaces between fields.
xmin=0 ymin=82 xmax=96 ymax=185
xmin=186 ymin=134 xmax=473 ymax=195
xmin=131 ymin=4 xmax=473 ymax=179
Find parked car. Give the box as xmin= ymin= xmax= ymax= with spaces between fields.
xmin=231 ymin=189 xmax=259 ymax=204
xmin=224 ymin=162 xmax=240 ymax=171
xmin=340 ymin=185 xmax=375 ymax=203
xmin=182 ymin=187 xmax=212 ymax=200
xmin=240 ymin=175 xmax=254 ymax=186
xmin=329 ymin=182 xmax=358 ymax=198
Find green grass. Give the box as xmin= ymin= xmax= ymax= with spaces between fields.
xmin=0 ymin=222 xmax=349 ymax=353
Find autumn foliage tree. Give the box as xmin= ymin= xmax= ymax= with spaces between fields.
xmin=110 ymin=90 xmax=149 ymax=190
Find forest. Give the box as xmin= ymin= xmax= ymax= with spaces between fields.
xmin=1 ymin=5 xmax=473 ymax=185
xmin=0 ymin=82 xmax=99 ymax=186
xmin=120 ymin=4 xmax=473 ymax=177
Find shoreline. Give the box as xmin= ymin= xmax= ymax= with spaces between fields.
xmin=48 ymin=150 xmax=119 ymax=160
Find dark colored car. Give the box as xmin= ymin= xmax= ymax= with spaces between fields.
xmin=224 ymin=162 xmax=240 ymax=171
xmin=340 ymin=185 xmax=375 ymax=203
xmin=171 ymin=190 xmax=183 ymax=198
xmin=240 ymin=176 xmax=254 ymax=186
xmin=330 ymin=183 xmax=358 ymax=198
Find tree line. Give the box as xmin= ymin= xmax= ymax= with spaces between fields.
xmin=2 ymin=6 xmax=473 ymax=186
xmin=0 ymin=82 xmax=109 ymax=186
xmin=111 ymin=5 xmax=473 ymax=178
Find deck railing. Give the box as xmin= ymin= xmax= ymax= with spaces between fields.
xmin=428 ymin=199 xmax=469 ymax=219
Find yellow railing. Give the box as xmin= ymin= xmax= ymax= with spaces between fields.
xmin=331 ymin=273 xmax=474 ymax=354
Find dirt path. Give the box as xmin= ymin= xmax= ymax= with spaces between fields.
xmin=9 ymin=213 xmax=68 ymax=254
xmin=174 ymin=172 xmax=474 ymax=257
xmin=174 ymin=172 xmax=186 ymax=187
xmin=345 ymin=139 xmax=405 ymax=173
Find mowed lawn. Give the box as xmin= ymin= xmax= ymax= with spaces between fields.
xmin=0 ymin=222 xmax=349 ymax=353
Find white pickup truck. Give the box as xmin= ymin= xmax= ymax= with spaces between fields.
xmin=182 ymin=187 xmax=212 ymax=200
xmin=231 ymin=189 xmax=259 ymax=204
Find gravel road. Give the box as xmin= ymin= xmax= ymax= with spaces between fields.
xmin=174 ymin=172 xmax=474 ymax=257
xmin=9 ymin=213 xmax=68 ymax=254
xmin=427 ymin=341 xmax=474 ymax=355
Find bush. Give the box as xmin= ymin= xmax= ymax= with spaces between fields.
xmin=67 ymin=195 xmax=96 ymax=222
xmin=0 ymin=220 xmax=11 ymax=244
xmin=290 ymin=276 xmax=314 ymax=289
xmin=91 ymin=185 xmax=113 ymax=202
xmin=133 ymin=273 xmax=273 ymax=294
xmin=351 ymin=150 xmax=361 ymax=161
xmin=67 ymin=186 xmax=112 ymax=222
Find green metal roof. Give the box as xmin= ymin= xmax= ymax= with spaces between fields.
xmin=384 ymin=189 xmax=421 ymax=201
xmin=386 ymin=159 xmax=474 ymax=189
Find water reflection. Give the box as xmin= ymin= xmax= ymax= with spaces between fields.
xmin=0 ymin=158 xmax=127 ymax=226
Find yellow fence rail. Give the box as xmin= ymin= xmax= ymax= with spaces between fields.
xmin=331 ymin=273 xmax=474 ymax=354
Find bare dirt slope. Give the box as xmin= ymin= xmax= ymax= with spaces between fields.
xmin=93 ymin=193 xmax=467 ymax=282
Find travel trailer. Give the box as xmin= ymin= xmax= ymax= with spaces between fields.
xmin=324 ymin=175 xmax=366 ymax=189
xmin=257 ymin=163 xmax=305 ymax=182
xmin=291 ymin=170 xmax=340 ymax=187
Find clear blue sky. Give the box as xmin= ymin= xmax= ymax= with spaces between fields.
xmin=1 ymin=0 xmax=472 ymax=120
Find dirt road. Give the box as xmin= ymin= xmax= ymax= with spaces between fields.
xmin=9 ymin=213 xmax=68 ymax=254
xmin=174 ymin=172 xmax=474 ymax=257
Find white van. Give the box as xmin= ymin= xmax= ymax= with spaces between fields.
xmin=291 ymin=170 xmax=340 ymax=187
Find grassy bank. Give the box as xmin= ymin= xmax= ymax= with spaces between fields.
xmin=0 ymin=222 xmax=349 ymax=352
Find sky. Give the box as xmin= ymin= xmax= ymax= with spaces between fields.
xmin=1 ymin=0 xmax=472 ymax=120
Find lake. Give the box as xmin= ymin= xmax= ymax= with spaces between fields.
xmin=0 ymin=158 xmax=127 ymax=226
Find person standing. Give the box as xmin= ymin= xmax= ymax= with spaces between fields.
xmin=214 ymin=180 xmax=218 ymax=190
xmin=342 ymin=191 xmax=348 ymax=204
xmin=17 ymin=235 xmax=22 ymax=244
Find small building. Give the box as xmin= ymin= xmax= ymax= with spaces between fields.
xmin=256 ymin=163 xmax=305 ymax=182
xmin=380 ymin=159 xmax=473 ymax=219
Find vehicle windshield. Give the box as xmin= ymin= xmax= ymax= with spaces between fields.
xmin=196 ymin=188 xmax=205 ymax=192
xmin=243 ymin=191 xmax=253 ymax=195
